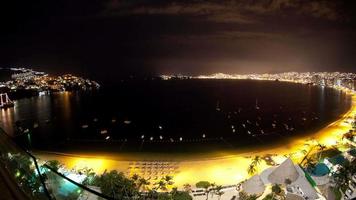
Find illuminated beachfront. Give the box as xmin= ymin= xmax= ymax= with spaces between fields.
xmin=32 ymin=76 xmax=356 ymax=199
xmin=1 ymin=70 xmax=355 ymax=199
xmin=3 ymin=1 xmax=356 ymax=199
xmin=162 ymin=72 xmax=356 ymax=90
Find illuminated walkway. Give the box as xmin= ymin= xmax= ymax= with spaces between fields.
xmin=35 ymin=89 xmax=356 ymax=189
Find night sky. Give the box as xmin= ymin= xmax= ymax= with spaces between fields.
xmin=1 ymin=0 xmax=356 ymax=82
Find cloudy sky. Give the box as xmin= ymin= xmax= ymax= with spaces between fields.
xmin=1 ymin=0 xmax=356 ymax=81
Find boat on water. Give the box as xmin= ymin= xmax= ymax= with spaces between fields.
xmin=0 ymin=93 xmax=14 ymax=109
xmin=216 ymin=100 xmax=221 ymax=111
xmin=81 ymin=124 xmax=89 ymax=129
xmin=255 ymin=99 xmax=260 ymax=110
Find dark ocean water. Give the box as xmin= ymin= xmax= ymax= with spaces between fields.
xmin=0 ymin=79 xmax=352 ymax=153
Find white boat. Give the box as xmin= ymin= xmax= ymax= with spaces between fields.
xmin=82 ymin=124 xmax=89 ymax=129
xmin=255 ymin=99 xmax=260 ymax=110
xmin=100 ymin=129 xmax=108 ymax=134
xmin=216 ymin=101 xmax=221 ymax=111
xmin=124 ymin=120 xmax=131 ymax=124
xmin=38 ymin=91 xmax=47 ymax=96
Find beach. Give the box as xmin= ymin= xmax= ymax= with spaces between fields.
xmin=34 ymin=88 xmax=356 ymax=188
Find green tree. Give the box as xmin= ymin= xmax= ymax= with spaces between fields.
xmin=331 ymin=160 xmax=356 ymax=191
xmin=271 ymin=184 xmax=282 ymax=195
xmin=238 ymin=191 xmax=257 ymax=200
xmin=172 ymin=191 xmax=192 ymax=200
xmin=131 ymin=174 xmax=150 ymax=192
xmin=284 ymin=178 xmax=292 ymax=185
xmin=138 ymin=177 xmax=150 ymax=192
xmin=93 ymin=170 xmax=139 ymax=199
xmin=342 ymin=131 xmax=355 ymax=141
xmin=80 ymin=167 xmax=96 ymax=185
xmin=303 ymin=157 xmax=317 ymax=169
xmin=157 ymin=192 xmax=171 ymax=200
xmin=300 ymin=149 xmax=308 ymax=156
xmin=45 ymin=160 xmax=62 ymax=171
xmin=196 ymin=181 xmax=211 ymax=200
xmin=154 ymin=176 xmax=174 ymax=192
xmin=183 ymin=183 xmax=192 ymax=193
xmin=262 ymin=194 xmax=278 ymax=200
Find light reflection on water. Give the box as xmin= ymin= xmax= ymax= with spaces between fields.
xmin=0 ymin=80 xmax=352 ymax=153
xmin=1 ymin=107 xmax=14 ymax=135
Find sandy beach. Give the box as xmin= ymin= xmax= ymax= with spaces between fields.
xmin=34 ymin=88 xmax=356 ymax=188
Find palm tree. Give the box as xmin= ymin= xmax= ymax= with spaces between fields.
xmin=342 ymin=131 xmax=355 ymax=141
xmin=214 ymin=185 xmax=224 ymax=200
xmin=247 ymin=163 xmax=257 ymax=175
xmin=163 ymin=175 xmax=174 ymax=186
xmin=183 ymin=183 xmax=192 ymax=193
xmin=131 ymin=174 xmax=139 ymax=182
xmin=317 ymin=143 xmax=327 ymax=161
xmin=300 ymin=149 xmax=308 ymax=156
xmin=210 ymin=182 xmax=216 ymax=198
xmin=154 ymin=175 xmax=174 ymax=192
xmin=300 ymin=143 xmax=319 ymax=166
xmin=131 ymin=174 xmax=150 ymax=192
xmin=303 ymin=157 xmax=317 ymax=169
xmin=80 ymin=167 xmax=96 ymax=185
xmin=252 ymin=156 xmax=262 ymax=166
xmin=247 ymin=156 xmax=263 ymax=176
xmin=138 ymin=177 xmax=150 ymax=192
xmin=154 ymin=180 xmax=167 ymax=191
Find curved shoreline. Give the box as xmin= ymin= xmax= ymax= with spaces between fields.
xmin=33 ymin=85 xmax=356 ymax=187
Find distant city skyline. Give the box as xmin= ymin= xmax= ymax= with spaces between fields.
xmin=1 ymin=0 xmax=356 ymax=82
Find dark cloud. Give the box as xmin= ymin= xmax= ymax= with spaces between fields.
xmin=1 ymin=0 xmax=356 ymax=82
